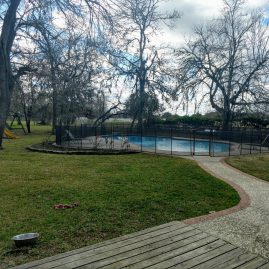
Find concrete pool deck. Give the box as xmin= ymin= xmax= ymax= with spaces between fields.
xmin=183 ymin=156 xmax=269 ymax=259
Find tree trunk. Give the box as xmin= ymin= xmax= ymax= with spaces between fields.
xmin=0 ymin=94 xmax=9 ymax=149
xmin=222 ymin=111 xmax=232 ymax=131
xmin=22 ymin=93 xmax=32 ymax=133
xmin=0 ymin=0 xmax=21 ymax=149
xmin=137 ymin=72 xmax=146 ymax=133
xmin=24 ymin=110 xmax=31 ymax=133
xmin=0 ymin=70 xmax=14 ymax=148
xmin=26 ymin=120 xmax=31 ymax=133
xmin=130 ymin=110 xmax=138 ymax=130
xmin=52 ymin=88 xmax=57 ymax=133
xmin=0 ymin=123 xmax=4 ymax=148
xmin=49 ymin=65 xmax=58 ymax=133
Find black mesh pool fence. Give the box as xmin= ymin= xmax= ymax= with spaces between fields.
xmin=55 ymin=125 xmax=269 ymax=156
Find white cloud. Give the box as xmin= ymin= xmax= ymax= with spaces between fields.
xmin=247 ymin=0 xmax=268 ymax=8
xmin=158 ymin=0 xmax=268 ymax=46
xmin=157 ymin=0 xmax=269 ymax=114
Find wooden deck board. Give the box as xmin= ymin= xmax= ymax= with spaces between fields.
xmin=235 ymin=257 xmax=269 ymax=269
xmin=125 ymin=237 xmax=220 ymax=269
xmin=39 ymin=226 xmax=198 ymax=269
xmin=14 ymin=222 xmax=181 ymax=269
xmin=99 ymin=232 xmax=208 ymax=269
xmin=213 ymin=252 xmax=260 ymax=269
xmin=189 ymin=248 xmax=245 ymax=269
xmin=171 ymin=244 xmax=237 ymax=268
xmin=145 ymin=240 xmax=227 ymax=269
xmin=11 ymin=221 xmax=269 ymax=269
xmin=255 ymin=262 xmax=269 ymax=269
xmin=79 ymin=233 xmax=213 ymax=269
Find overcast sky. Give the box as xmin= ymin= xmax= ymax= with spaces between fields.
xmin=156 ymin=0 xmax=269 ymax=115
xmin=159 ymin=0 xmax=268 ymax=47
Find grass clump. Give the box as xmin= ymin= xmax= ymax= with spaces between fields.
xmin=227 ymin=154 xmax=269 ymax=182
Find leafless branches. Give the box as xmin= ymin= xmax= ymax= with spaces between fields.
xmin=178 ymin=0 xmax=269 ymax=130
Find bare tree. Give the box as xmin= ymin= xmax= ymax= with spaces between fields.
xmin=56 ymin=32 xmax=99 ymax=125
xmin=17 ymin=76 xmax=36 ymax=133
xmin=0 ymin=0 xmax=21 ymax=148
xmin=0 ymin=0 xmax=114 ymax=148
xmin=108 ymin=0 xmax=180 ymax=129
xmin=178 ymin=0 xmax=269 ymax=130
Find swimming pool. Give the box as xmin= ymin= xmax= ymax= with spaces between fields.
xmin=116 ymin=135 xmax=229 ymax=153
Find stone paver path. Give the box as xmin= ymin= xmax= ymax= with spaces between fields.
xmin=189 ymin=156 xmax=269 ymax=259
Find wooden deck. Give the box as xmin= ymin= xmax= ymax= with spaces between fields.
xmin=12 ymin=221 xmax=269 ymax=269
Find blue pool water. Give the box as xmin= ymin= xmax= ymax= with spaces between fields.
xmin=117 ymin=136 xmax=229 ymax=153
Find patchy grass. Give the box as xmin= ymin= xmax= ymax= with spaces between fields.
xmin=0 ymin=126 xmax=239 ymax=268
xmin=227 ymin=154 xmax=269 ymax=182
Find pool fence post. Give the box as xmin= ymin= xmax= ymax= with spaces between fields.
xmin=170 ymin=128 xmax=173 ymax=155
xmin=240 ymin=130 xmax=243 ymax=155
xmin=228 ymin=131 xmax=231 ymax=157
xmin=260 ymin=128 xmax=262 ymax=154
xmin=80 ymin=124 xmax=83 ymax=149
xmin=189 ymin=129 xmax=192 ymax=156
xmin=212 ymin=129 xmax=215 ymax=157
xmin=57 ymin=124 xmax=62 ymax=146
xmin=140 ymin=125 xmax=143 ymax=152
xmin=192 ymin=129 xmax=196 ymax=155
xmin=249 ymin=129 xmax=253 ymax=154
xmin=155 ymin=127 xmax=157 ymax=154
xmin=112 ymin=125 xmax=114 ymax=149
xmin=68 ymin=125 xmax=70 ymax=148
xmin=209 ymin=129 xmax=212 ymax=157
xmin=126 ymin=124 xmax=129 ymax=152
xmin=60 ymin=124 xmax=62 ymax=146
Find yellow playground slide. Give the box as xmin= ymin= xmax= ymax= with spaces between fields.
xmin=4 ymin=128 xmax=17 ymax=139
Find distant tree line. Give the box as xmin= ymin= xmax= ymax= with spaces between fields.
xmin=155 ymin=112 xmax=269 ymax=129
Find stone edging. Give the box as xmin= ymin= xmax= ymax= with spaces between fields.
xmin=183 ymin=157 xmax=251 ymax=225
xmin=26 ymin=145 xmax=139 ymax=155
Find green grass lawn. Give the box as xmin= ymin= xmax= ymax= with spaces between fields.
xmin=227 ymin=154 xmax=269 ymax=182
xmin=0 ymin=126 xmax=240 ymax=268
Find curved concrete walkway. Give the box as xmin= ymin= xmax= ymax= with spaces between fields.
xmin=185 ymin=156 xmax=269 ymax=259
